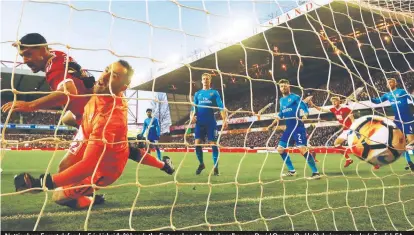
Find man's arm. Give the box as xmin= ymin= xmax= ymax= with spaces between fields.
xmin=344 ymin=107 xmax=354 ymax=122
xmin=141 ymin=120 xmax=148 ymax=136
xmin=30 ymin=81 xmax=78 ymax=110
xmin=1 ymin=81 xmax=77 ymax=112
xmin=267 ymin=115 xmax=281 ymax=130
xmin=298 ymin=96 xmax=310 ymax=119
xmin=215 ymin=91 xmax=227 ymax=128
xmin=268 ymin=100 xmax=282 ymax=130
xmin=308 ymin=100 xmax=330 ymax=113
xmin=371 ymin=93 xmax=388 ymax=104
xmin=155 ymin=118 xmax=161 ymax=137
xmin=190 ymin=92 xmax=198 ymax=123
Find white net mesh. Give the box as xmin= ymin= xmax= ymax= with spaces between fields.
xmin=1 ymin=0 xmax=414 ymax=231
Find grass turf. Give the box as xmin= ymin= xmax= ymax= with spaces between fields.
xmin=1 ymin=150 xmax=413 ymax=231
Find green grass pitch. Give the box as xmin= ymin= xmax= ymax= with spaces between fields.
xmin=1 ymin=150 xmax=413 ymax=231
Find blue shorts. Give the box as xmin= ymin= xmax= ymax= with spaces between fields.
xmin=395 ymin=120 xmax=414 ymax=136
xmin=194 ymin=123 xmax=218 ymax=142
xmin=279 ymin=125 xmax=307 ymax=148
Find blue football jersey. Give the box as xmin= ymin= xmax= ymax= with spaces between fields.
xmin=278 ymin=93 xmax=309 ymax=128
xmin=141 ymin=117 xmax=160 ymax=140
xmin=193 ymin=89 xmax=224 ymax=124
xmin=371 ymin=89 xmax=413 ymax=121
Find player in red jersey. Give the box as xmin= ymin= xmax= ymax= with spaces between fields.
xmin=307 ymin=96 xmax=354 ymax=167
xmin=13 ymin=60 xmax=174 ymax=209
xmin=1 ymin=33 xmax=173 ymax=176
xmin=1 ymin=33 xmax=94 ymax=127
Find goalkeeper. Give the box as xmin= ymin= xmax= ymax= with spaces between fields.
xmin=1 ymin=33 xmax=172 ymax=174
xmin=14 ymin=60 xmax=174 ymax=209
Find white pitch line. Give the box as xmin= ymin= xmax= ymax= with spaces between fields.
xmin=2 ymin=183 xmax=413 ymax=221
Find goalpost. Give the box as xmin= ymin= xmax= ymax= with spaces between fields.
xmin=1 ymin=0 xmax=414 ymax=231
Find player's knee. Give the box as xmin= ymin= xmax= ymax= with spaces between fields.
xmin=406 ymin=134 xmax=414 ymax=145
xmin=298 ymin=146 xmax=308 ymax=155
xmin=61 ymin=112 xmax=78 ymax=128
xmin=334 ymin=139 xmax=344 ymax=147
xmin=52 ymin=189 xmax=69 ymax=204
xmin=58 ymin=157 xmax=71 ymax=172
xmin=277 ymin=146 xmax=285 ymax=154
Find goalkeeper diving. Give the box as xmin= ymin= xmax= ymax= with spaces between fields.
xmin=2 ymin=33 xmax=174 ymax=185
xmin=13 ymin=60 xmax=174 ymax=209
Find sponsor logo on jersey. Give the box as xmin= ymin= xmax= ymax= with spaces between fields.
xmin=199 ymin=97 xmax=213 ymax=105
xmin=282 ymin=108 xmax=293 ymax=113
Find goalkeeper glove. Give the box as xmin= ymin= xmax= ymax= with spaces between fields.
xmin=14 ymin=173 xmax=55 ymax=193
xmin=68 ymin=61 xmax=96 ymax=89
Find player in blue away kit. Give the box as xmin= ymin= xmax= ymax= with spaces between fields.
xmin=370 ymin=78 xmax=414 ymax=171
xmin=267 ymin=79 xmax=320 ymax=179
xmin=139 ymin=108 xmax=162 ymax=160
xmin=191 ymin=73 xmax=228 ymax=176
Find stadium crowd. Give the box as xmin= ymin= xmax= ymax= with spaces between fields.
xmin=212 ymin=70 xmax=414 ymax=120
xmin=2 ymin=70 xmax=412 ymax=150
xmin=1 ymin=111 xmax=61 ymax=125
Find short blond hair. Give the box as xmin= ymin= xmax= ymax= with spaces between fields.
xmin=202 ymin=73 xmax=212 ymax=79
xmin=330 ymin=96 xmax=340 ymax=102
xmin=279 ymin=79 xmax=290 ymax=85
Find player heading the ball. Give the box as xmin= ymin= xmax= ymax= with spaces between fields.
xmin=267 ymin=79 xmax=320 ymax=180
xmin=369 ymin=77 xmax=414 ymax=171
xmin=14 ymin=60 xmax=174 ymax=209
xmin=2 ymin=33 xmax=173 ymax=178
xmin=1 ymin=33 xmax=95 ymax=127
xmin=191 ymin=73 xmax=227 ymax=176
xmin=307 ymin=96 xmax=354 ymax=168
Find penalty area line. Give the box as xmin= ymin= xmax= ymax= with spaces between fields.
xmin=2 ymin=183 xmax=413 ymax=221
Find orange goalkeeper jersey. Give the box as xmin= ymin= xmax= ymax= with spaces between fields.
xmin=80 ymin=95 xmax=129 ymax=176
xmin=53 ymin=95 xmax=129 ymax=187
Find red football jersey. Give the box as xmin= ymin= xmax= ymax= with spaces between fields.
xmin=45 ymin=50 xmax=93 ymax=124
xmin=330 ymin=106 xmax=353 ymax=130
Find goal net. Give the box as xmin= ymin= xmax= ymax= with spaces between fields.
xmin=1 ymin=0 xmax=414 ymax=231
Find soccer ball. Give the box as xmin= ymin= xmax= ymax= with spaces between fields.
xmin=347 ymin=115 xmax=406 ymax=166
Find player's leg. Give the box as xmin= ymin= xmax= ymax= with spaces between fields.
xmin=194 ymin=124 xmax=206 ymax=175
xmin=309 ymin=148 xmax=318 ymax=162
xmin=207 ymin=125 xmax=219 ymax=176
xmin=396 ymin=121 xmax=414 ymax=171
xmin=128 ymin=145 xmax=174 ymax=175
xmin=52 ymin=176 xmax=108 ymax=209
xmin=335 ymin=130 xmax=353 ymax=168
xmin=58 ymin=129 xmax=87 ymax=172
xmin=403 ymin=123 xmax=414 ymax=171
xmin=278 ymin=131 xmax=296 ymax=176
xmin=151 ymin=140 xmax=162 ymax=161
xmin=295 ymin=128 xmax=320 ymax=179
xmin=61 ymin=111 xmax=80 ymax=128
